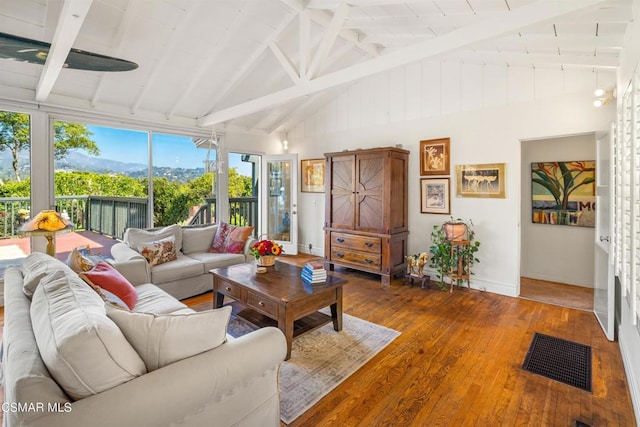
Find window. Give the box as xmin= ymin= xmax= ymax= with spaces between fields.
xmin=0 ymin=109 xmax=32 ymax=262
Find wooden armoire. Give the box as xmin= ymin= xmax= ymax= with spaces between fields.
xmin=324 ymin=147 xmax=409 ymax=286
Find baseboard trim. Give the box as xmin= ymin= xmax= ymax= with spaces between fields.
xmin=619 ymin=329 xmax=640 ymax=424
xmin=422 ymin=269 xmax=518 ymax=297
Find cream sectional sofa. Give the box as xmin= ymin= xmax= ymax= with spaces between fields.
xmin=1 ymin=252 xmax=286 ymax=427
xmin=110 ymin=224 xmax=256 ymax=300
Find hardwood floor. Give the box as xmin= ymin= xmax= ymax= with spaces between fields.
xmin=520 ymin=277 xmax=594 ymax=311
xmin=184 ymin=255 xmax=636 ymax=427
xmin=1 ymin=256 xmax=634 ymax=426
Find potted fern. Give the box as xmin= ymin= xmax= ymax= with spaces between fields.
xmin=429 ymin=217 xmax=481 ymax=290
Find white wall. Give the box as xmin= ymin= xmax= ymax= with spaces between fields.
xmin=520 ymin=134 xmax=596 ymax=288
xmin=289 ymin=59 xmax=615 ymax=297
xmin=616 ymin=0 xmax=640 ymax=422
xmin=291 ymin=92 xmax=614 ymax=297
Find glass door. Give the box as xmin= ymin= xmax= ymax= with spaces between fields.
xmin=261 ymin=154 xmax=298 ymax=254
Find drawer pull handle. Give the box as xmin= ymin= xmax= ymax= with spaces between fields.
xmin=365 ymin=242 xmax=373 ymax=247
xmin=258 ymin=301 xmax=265 ymax=307
xmin=365 ymin=259 xmax=373 ymax=264
xmin=336 ymin=238 xmax=345 ymax=243
xmin=336 ymin=253 xmax=345 ymax=258
xmin=225 ymin=286 xmax=231 ymax=291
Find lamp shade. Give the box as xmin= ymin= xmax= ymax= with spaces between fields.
xmin=20 ymin=210 xmax=74 ymax=235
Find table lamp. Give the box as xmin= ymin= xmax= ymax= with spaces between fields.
xmin=20 ymin=210 xmax=74 ymax=257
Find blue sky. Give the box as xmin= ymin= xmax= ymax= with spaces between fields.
xmin=86 ymin=125 xmax=252 ymax=175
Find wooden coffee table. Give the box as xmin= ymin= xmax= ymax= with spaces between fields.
xmin=209 ymin=261 xmax=347 ymax=360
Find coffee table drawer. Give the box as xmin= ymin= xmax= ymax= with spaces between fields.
xmin=247 ymin=292 xmax=278 ymax=317
xmin=217 ymin=280 xmax=242 ymax=299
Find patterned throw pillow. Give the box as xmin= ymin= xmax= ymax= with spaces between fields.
xmin=224 ymin=225 xmax=254 ymax=254
xmin=66 ymin=246 xmax=96 ymax=273
xmin=208 ymin=222 xmax=253 ymax=254
xmin=137 ymin=236 xmax=178 ymax=267
xmin=209 ymin=222 xmax=231 ymax=253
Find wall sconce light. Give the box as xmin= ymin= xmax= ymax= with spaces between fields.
xmin=593 ymin=88 xmax=615 ymax=107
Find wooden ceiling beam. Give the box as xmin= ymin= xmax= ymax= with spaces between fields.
xmin=198 ymin=0 xmax=608 ymax=127
xmin=279 ymin=0 xmax=378 ymax=57
xmin=307 ymin=3 xmax=350 ymax=79
xmin=35 ymin=0 xmax=93 ymax=102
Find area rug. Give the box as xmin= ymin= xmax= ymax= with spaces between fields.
xmin=227 ymin=310 xmax=400 ymax=425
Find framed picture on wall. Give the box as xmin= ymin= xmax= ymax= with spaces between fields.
xmin=420 ymin=178 xmax=450 ymax=214
xmin=420 ymin=138 xmax=450 ymax=176
xmin=531 ymin=160 xmax=595 ymax=227
xmin=301 ymin=159 xmax=325 ymax=192
xmin=455 ymin=163 xmax=506 ymax=198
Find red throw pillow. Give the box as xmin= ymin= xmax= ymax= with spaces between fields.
xmin=209 ymin=222 xmax=254 ymax=254
xmin=209 ymin=222 xmax=231 ymax=253
xmin=79 ymin=261 xmax=138 ymax=310
xmin=224 ymin=226 xmax=254 ymax=254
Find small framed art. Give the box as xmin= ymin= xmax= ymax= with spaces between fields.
xmin=301 ymin=159 xmax=325 ymax=192
xmin=420 ymin=137 xmax=450 ymax=176
xmin=455 ymin=163 xmax=506 ymax=198
xmin=420 ymin=178 xmax=450 ymax=214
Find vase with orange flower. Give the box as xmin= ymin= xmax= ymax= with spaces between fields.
xmin=250 ymin=237 xmax=284 ymax=266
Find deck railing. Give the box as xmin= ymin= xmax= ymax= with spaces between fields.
xmin=1 ymin=195 xmax=258 ymax=239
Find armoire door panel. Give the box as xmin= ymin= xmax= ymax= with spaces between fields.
xmin=330 ymin=194 xmax=355 ymax=229
xmin=357 ymin=195 xmax=384 ymax=231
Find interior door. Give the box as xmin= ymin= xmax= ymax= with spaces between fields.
xmin=261 ymin=154 xmax=298 ymax=255
xmin=594 ymin=125 xmax=615 ymax=341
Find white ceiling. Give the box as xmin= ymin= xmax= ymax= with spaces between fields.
xmin=0 ymin=0 xmax=633 ymax=135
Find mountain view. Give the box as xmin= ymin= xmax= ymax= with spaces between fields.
xmin=0 ymin=150 xmax=206 ymax=183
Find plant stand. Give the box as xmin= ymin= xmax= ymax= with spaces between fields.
xmin=404 ymin=272 xmax=431 ymax=289
xmin=448 ymin=240 xmax=471 ymax=292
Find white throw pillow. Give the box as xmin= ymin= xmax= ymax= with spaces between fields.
xmin=125 ymin=224 xmax=182 ymax=253
xmin=21 ymin=252 xmax=76 ymax=298
xmin=30 ymin=270 xmax=147 ymax=400
xmin=181 ymin=225 xmax=217 ymax=254
xmin=106 ymin=304 xmax=231 ymax=371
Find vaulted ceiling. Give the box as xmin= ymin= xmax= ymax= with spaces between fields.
xmin=0 ymin=0 xmax=633 ymax=135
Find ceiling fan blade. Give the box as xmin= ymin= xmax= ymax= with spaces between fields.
xmin=0 ymin=32 xmax=138 ymax=72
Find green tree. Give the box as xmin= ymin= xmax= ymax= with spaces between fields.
xmin=228 ymin=168 xmax=252 ymax=197
xmin=0 ymin=112 xmax=100 ymax=181
xmin=55 ymin=172 xmax=145 ymax=197
xmin=150 ymin=177 xmax=189 ymax=226
xmin=53 ymin=120 xmax=99 ymax=160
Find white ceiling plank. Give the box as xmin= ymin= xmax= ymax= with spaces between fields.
xmin=35 ymin=0 xmax=93 ymax=102
xmin=306 ymin=0 xmax=412 ymax=8
xmin=198 ymin=0 xmax=609 ymax=127
xmin=130 ymin=3 xmax=199 ymax=114
xmin=300 ymin=10 xmax=310 ymax=82
xmin=91 ymin=0 xmax=137 ymax=107
xmin=479 ymin=34 xmax=625 ymax=50
xmin=270 ymin=41 xmax=301 ymax=84
xmin=450 ymin=50 xmax=619 ymax=68
xmin=199 ymin=11 xmax=298 ymax=117
xmin=307 ymin=3 xmax=350 ymax=80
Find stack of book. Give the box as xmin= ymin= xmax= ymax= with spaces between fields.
xmin=301 ymin=261 xmax=327 ymax=284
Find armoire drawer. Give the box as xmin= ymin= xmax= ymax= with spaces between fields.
xmin=330 ymin=248 xmax=381 ymax=271
xmin=331 ymin=232 xmax=381 ymax=253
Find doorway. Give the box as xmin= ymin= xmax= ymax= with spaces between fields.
xmin=519 ymin=134 xmax=596 ymax=310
